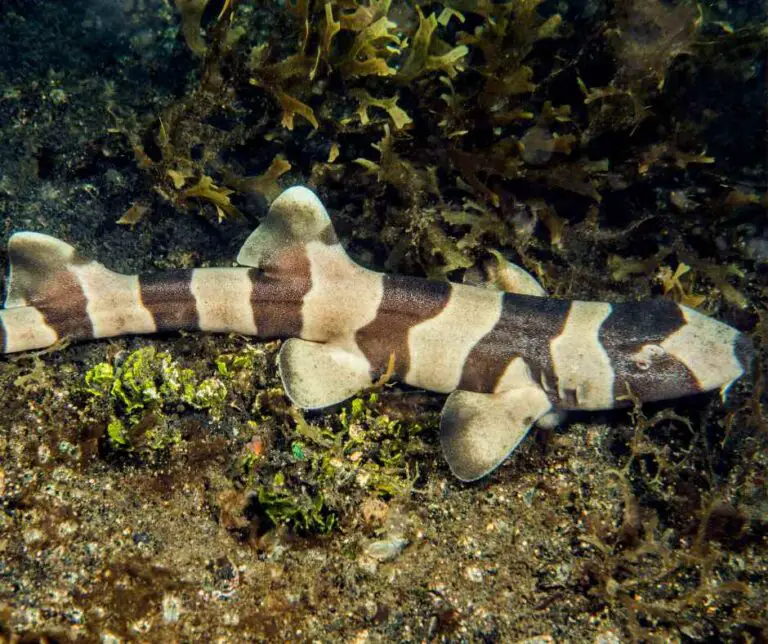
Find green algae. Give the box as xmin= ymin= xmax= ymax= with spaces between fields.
xmin=307 ymin=392 xmax=431 ymax=499
xmin=80 ymin=343 xmax=431 ymax=533
xmin=84 ymin=346 xmax=229 ymax=451
xmin=253 ymin=472 xmax=337 ymax=534
xmin=106 ymin=417 xmax=129 ymax=447
xmin=230 ymin=388 xmax=433 ymax=535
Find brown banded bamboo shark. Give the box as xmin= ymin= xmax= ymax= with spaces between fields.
xmin=0 ymin=187 xmax=754 ymax=481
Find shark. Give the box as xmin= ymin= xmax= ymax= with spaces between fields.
xmin=0 ymin=187 xmax=754 ymax=480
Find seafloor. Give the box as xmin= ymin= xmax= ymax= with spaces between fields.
xmin=0 ymin=1 xmax=766 ymax=641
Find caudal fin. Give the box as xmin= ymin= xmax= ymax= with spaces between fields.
xmin=0 ymin=233 xmax=88 ymax=352
xmin=1 ymin=232 xmax=155 ymax=353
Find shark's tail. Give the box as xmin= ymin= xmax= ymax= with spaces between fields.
xmin=1 ymin=232 xmax=85 ymax=353
xmin=0 ymin=232 xmax=155 ymax=353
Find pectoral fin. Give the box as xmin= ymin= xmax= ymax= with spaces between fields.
xmin=278 ymin=338 xmax=373 ymax=409
xmin=440 ymin=386 xmax=552 ymax=482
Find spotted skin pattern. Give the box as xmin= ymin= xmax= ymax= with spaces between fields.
xmin=0 ymin=187 xmax=754 ymax=481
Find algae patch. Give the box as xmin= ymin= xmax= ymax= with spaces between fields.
xmin=84 ymin=346 xmax=229 ymax=452
xmin=235 ymin=391 xmax=435 ymax=535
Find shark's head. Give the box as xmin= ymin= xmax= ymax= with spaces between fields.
xmin=602 ymin=300 xmax=754 ymax=404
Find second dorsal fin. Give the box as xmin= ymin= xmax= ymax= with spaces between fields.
xmin=237 ymin=186 xmax=343 ymax=269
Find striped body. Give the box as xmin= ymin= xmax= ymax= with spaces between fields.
xmin=0 ymin=187 xmax=753 ymax=480
xmin=359 ymin=281 xmax=751 ymax=409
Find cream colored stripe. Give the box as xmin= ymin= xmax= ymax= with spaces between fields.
xmin=71 ymin=262 xmax=156 ymax=338
xmin=190 ymin=268 xmax=258 ymax=334
xmin=300 ymin=241 xmax=384 ymax=354
xmin=406 ymin=283 xmax=503 ymax=393
xmin=661 ymin=305 xmax=743 ymax=393
xmin=494 ymin=358 xmax=565 ymax=430
xmin=1 ymin=306 xmax=58 ymax=352
xmin=550 ymin=301 xmax=614 ymax=410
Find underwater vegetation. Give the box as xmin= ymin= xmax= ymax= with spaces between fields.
xmin=79 ymin=342 xmax=433 ymax=536
xmin=0 ymin=0 xmax=766 ymax=640
xmin=118 ymin=0 xmax=765 ymax=287
xmin=84 ymin=346 xmax=228 ymax=451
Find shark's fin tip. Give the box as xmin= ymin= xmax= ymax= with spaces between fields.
xmin=464 ymin=251 xmax=546 ymax=297
xmin=5 ymin=232 xmax=80 ymax=308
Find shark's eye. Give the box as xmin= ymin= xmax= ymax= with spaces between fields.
xmin=631 ymin=344 xmax=666 ymax=370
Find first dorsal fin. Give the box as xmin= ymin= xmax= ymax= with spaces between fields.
xmin=4 ymin=232 xmax=83 ymax=308
xmin=237 ymin=186 xmax=342 ymax=269
xmin=463 ymin=250 xmax=546 ymax=297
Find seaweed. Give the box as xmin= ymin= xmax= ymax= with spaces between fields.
xmin=249 ymin=472 xmax=337 ymax=534
xmin=83 ymin=346 xmax=229 ymax=452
